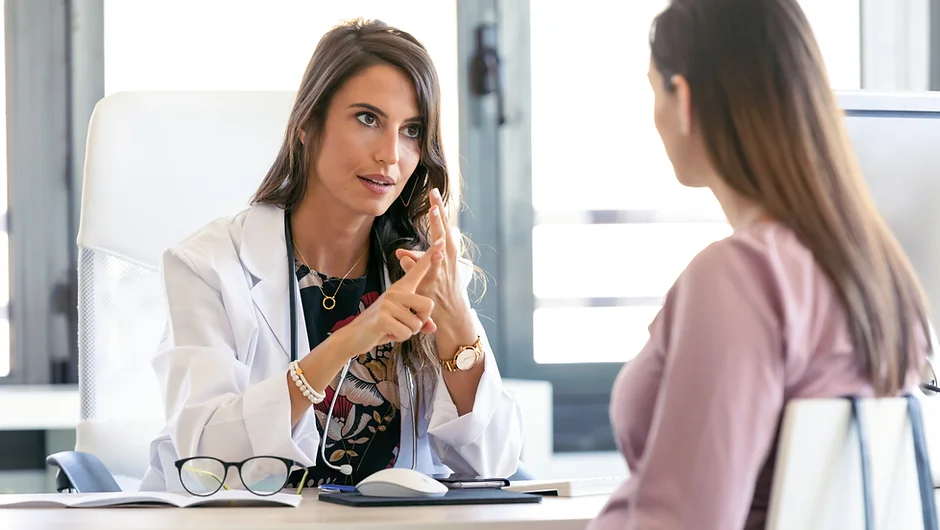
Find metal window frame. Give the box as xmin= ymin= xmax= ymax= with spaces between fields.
xmin=2 ymin=0 xmax=102 ymax=386
xmin=456 ymin=0 xmax=504 ymax=365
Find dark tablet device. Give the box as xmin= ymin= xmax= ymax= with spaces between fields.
xmin=317 ymin=488 xmax=541 ymax=507
xmin=436 ymin=476 xmax=510 ymax=489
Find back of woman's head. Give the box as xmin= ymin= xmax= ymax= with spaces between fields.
xmin=650 ymin=0 xmax=931 ymax=395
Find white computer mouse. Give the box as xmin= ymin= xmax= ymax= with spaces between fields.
xmin=356 ymin=468 xmax=448 ymax=498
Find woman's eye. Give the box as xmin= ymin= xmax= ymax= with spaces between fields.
xmin=403 ymin=124 xmax=422 ymax=139
xmin=356 ymin=112 xmax=377 ymax=127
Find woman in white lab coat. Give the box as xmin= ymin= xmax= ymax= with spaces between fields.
xmin=139 ymin=18 xmax=524 ymax=492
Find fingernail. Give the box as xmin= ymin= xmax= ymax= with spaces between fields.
xmin=432 ymin=188 xmax=441 ymax=199
xmin=431 ymin=206 xmax=440 ymax=217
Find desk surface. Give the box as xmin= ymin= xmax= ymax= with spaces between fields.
xmin=0 ymin=491 xmax=609 ymax=530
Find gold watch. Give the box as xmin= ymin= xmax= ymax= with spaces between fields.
xmin=440 ymin=336 xmax=483 ymax=372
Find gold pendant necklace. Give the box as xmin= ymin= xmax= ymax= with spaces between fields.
xmin=293 ymin=241 xmax=366 ymax=310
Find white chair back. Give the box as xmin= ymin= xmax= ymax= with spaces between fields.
xmin=75 ymin=91 xmax=296 ymax=485
xmin=766 ymin=397 xmax=936 ymax=530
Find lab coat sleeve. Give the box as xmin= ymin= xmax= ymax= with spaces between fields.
xmin=152 ymin=246 xmax=320 ymax=467
xmin=425 ymin=259 xmax=525 ymax=478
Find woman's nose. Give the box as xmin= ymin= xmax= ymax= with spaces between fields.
xmin=374 ymin=130 xmax=401 ymax=166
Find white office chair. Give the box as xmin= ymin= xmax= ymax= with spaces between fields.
xmin=766 ymin=395 xmax=937 ymax=530
xmin=48 ymin=91 xmax=296 ymax=492
xmin=46 ymin=91 xmax=546 ymax=492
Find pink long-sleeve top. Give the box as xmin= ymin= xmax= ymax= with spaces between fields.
xmin=589 ymin=221 xmax=926 ymax=530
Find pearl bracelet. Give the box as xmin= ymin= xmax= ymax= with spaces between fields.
xmin=289 ymin=361 xmax=326 ymax=404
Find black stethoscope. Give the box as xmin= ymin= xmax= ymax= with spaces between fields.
xmin=284 ymin=211 xmax=419 ymax=475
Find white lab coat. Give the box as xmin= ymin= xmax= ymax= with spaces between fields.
xmin=139 ymin=203 xmax=524 ymax=491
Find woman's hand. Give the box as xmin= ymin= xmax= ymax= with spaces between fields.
xmin=394 ymin=188 xmax=476 ymax=347
xmin=337 ymin=238 xmax=445 ymax=355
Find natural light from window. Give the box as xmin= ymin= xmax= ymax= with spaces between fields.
xmin=103 ymin=0 xmax=460 ymax=197
xmin=529 ymin=0 xmax=862 ymax=364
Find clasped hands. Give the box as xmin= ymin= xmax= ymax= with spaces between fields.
xmin=341 ymin=188 xmax=473 ymax=355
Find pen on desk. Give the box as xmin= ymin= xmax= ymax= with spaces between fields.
xmin=318 ymin=484 xmax=356 ymax=493
xmin=445 ymin=481 xmax=507 ymax=490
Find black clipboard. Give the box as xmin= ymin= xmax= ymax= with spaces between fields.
xmin=317 ymin=488 xmax=542 ymax=507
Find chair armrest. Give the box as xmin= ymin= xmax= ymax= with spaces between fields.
xmin=45 ymin=451 xmax=123 ymax=493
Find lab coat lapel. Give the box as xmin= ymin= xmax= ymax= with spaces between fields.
xmin=239 ymin=204 xmax=309 ymax=360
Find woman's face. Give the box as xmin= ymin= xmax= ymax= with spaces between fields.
xmin=308 ymin=63 xmax=424 ymax=217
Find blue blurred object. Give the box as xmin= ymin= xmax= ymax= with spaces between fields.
xmin=319 ymin=484 xmax=356 ymax=493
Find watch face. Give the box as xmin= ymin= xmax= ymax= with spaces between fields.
xmin=455 ymin=349 xmax=477 ymax=371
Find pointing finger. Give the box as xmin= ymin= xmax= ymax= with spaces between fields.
xmin=395 ymin=248 xmax=424 ymax=263
xmin=400 ymin=255 xmax=417 ymax=273
xmin=430 ymin=188 xmax=459 ymax=259
xmin=397 ymin=238 xmax=444 ymax=292
xmin=429 ymin=188 xmax=447 ymax=243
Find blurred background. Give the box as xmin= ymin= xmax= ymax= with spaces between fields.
xmin=0 ymin=0 xmax=937 ymax=492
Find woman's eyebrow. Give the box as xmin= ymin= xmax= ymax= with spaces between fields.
xmin=349 ymin=102 xmax=421 ymax=123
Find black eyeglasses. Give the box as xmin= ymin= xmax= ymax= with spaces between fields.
xmin=174 ymin=456 xmax=309 ymax=497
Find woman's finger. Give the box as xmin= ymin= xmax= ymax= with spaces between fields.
xmin=387 ymin=302 xmax=425 ymax=334
xmin=380 ymin=313 xmax=418 ymax=343
xmin=391 ymin=291 xmax=434 ymax=322
xmin=431 ymin=188 xmax=459 ymax=260
xmin=397 ymin=239 xmax=444 ymax=292
xmin=419 ymin=318 xmax=437 ymax=334
xmin=399 ymin=255 xmax=418 ymax=273
xmin=429 ymin=189 xmax=448 ymax=246
xmin=395 ymin=248 xmax=424 ymax=262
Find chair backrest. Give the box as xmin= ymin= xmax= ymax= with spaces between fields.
xmin=76 ymin=91 xmax=296 ymax=481
xmin=766 ymin=397 xmax=935 ymax=530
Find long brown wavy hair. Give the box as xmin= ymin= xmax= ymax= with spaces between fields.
xmin=252 ymin=18 xmax=453 ymax=384
xmin=650 ymin=0 xmax=931 ymax=395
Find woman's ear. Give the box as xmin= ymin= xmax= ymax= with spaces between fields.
xmin=298 ymin=128 xmax=306 ymax=146
xmin=671 ymin=74 xmax=693 ymax=136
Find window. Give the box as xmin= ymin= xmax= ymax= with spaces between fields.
xmin=800 ymin=0 xmax=862 ymax=90
xmin=103 ymin=0 xmax=460 ymax=177
xmin=529 ymin=0 xmax=861 ymax=367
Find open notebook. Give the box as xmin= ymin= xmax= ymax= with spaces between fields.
xmin=0 ymin=490 xmax=302 ymax=509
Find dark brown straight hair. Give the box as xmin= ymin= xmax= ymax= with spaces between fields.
xmin=650 ymin=0 xmax=931 ymax=396
xmin=252 ymin=18 xmax=452 ymax=381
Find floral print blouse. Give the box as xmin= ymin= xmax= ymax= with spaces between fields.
xmin=285 ymin=249 xmax=401 ymax=489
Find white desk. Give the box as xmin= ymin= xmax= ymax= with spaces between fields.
xmin=0 ymin=491 xmax=609 ymax=529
